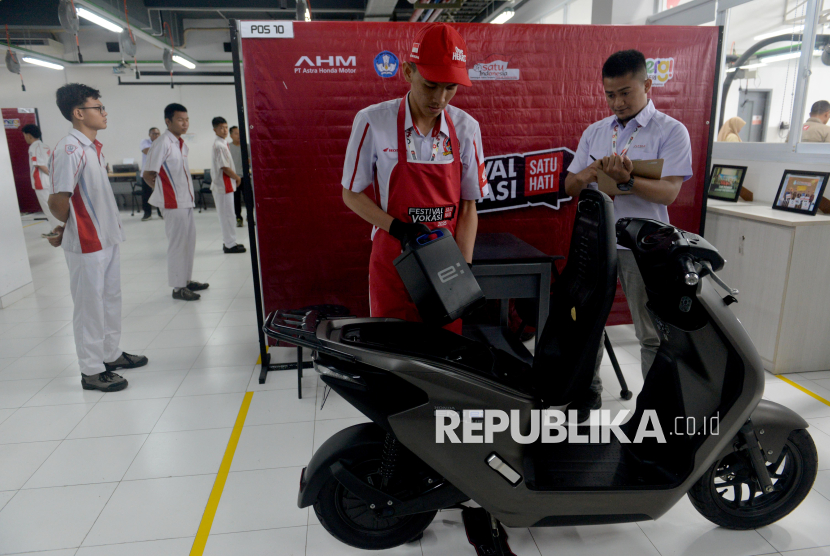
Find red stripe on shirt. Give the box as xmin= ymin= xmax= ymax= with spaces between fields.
xmin=473 ymin=140 xmax=486 ymax=196
xmin=158 ymin=167 xmax=178 ymax=209
xmin=348 ymin=123 xmax=371 ymax=191
xmin=223 ymin=173 xmax=233 ymax=194
xmin=71 ymin=183 xmax=103 ymax=254
xmin=32 ymin=160 xmax=43 ymax=190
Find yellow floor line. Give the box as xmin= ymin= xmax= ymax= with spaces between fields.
xmin=255 ymin=345 xmax=269 ymax=366
xmin=22 ymin=222 xmax=43 ymax=228
xmin=190 ymin=391 xmax=254 ymax=555
xmin=777 ymin=375 xmax=830 ymax=407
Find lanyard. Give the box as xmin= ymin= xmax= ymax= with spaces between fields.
xmin=611 ymin=123 xmax=642 ymax=157
xmin=405 ymin=127 xmax=441 ymax=162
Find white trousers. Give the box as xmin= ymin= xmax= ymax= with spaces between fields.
xmin=214 ymin=190 xmax=238 ymax=248
xmin=65 ymin=244 xmax=122 ymax=377
xmin=163 ymin=208 xmax=196 ymax=288
xmin=34 ymin=189 xmax=61 ymax=229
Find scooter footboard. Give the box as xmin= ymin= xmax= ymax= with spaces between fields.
xmin=716 ymin=399 xmax=810 ymax=462
xmin=298 ymin=423 xmax=387 ymax=508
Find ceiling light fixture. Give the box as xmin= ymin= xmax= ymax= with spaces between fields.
xmin=172 ymin=55 xmax=196 ymax=69
xmin=21 ymin=56 xmax=65 ymax=70
xmin=76 ymin=7 xmax=123 ymax=33
xmin=753 ymin=26 xmax=804 ymax=41
xmin=492 ymin=9 xmax=515 ymax=24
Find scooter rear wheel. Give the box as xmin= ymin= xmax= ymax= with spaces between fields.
xmin=314 ymin=457 xmax=437 ymax=550
xmin=688 ymin=429 xmax=817 ymax=529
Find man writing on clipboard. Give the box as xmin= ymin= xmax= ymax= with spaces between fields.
xmin=341 ymin=23 xmax=488 ymax=334
xmin=564 ymin=49 xmax=693 ymax=422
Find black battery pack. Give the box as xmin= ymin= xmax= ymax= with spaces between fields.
xmin=393 ymin=228 xmax=486 ymax=325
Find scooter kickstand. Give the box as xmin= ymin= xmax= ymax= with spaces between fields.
xmin=461 ymin=507 xmax=517 ymax=556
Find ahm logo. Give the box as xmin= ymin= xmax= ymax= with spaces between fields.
xmin=452 ymin=47 xmax=466 ymax=63
xmin=295 ymin=56 xmax=356 ymax=67
xmin=438 ymin=263 xmax=464 ymax=284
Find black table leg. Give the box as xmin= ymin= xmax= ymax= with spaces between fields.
xmin=604 ymin=332 xmax=633 ymax=400
xmin=297 ymin=346 xmax=303 ymax=399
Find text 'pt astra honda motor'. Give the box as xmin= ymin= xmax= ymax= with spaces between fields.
xmin=264 ymin=189 xmax=818 ymax=554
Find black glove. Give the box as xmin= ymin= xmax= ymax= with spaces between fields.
xmin=389 ymin=219 xmax=431 ymax=249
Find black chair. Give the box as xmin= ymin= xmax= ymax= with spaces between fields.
xmin=197 ymin=169 xmax=213 ymax=213
xmin=130 ymin=170 xmax=143 ymax=216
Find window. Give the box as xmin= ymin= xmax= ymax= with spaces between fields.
xmin=719 ymin=0 xmax=807 ymax=143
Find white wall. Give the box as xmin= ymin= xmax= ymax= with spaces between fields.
xmin=0 ymin=130 xmax=34 ymax=308
xmin=0 ymin=65 xmax=237 ymax=171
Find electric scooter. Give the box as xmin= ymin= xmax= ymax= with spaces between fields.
xmin=263 ymin=189 xmax=818 ymax=552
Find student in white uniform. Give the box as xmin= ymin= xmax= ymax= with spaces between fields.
xmin=47 ymin=83 xmax=148 ymax=392
xmin=210 ymin=117 xmax=245 ymax=254
xmin=565 ymin=50 xmax=693 ymax=422
xmin=21 ymin=124 xmax=61 ymax=235
xmin=142 ymin=103 xmax=209 ymax=301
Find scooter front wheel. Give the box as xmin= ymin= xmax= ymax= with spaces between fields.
xmin=688 ymin=429 xmax=817 ymax=529
xmin=314 ymin=457 xmax=437 ymax=550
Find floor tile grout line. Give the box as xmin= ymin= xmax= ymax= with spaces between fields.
xmin=190 ymin=390 xmax=254 ymax=556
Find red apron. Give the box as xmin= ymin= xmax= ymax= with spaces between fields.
xmin=369 ymin=97 xmax=464 ymax=334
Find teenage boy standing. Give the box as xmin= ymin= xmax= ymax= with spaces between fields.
xmin=210 ymin=117 xmax=245 ymax=253
xmin=564 ymin=50 xmax=693 ymax=421
xmin=228 ymin=126 xmax=245 ymax=227
xmin=48 ymin=83 xmax=148 ymax=392
xmin=21 ymin=124 xmax=61 ymax=234
xmin=142 ymin=103 xmax=209 ymax=301
xmin=139 ymin=127 xmax=162 ymax=221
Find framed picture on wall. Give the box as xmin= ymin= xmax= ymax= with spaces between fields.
xmin=772 ymin=170 xmax=830 ymax=216
xmin=707 ymin=165 xmax=747 ymax=202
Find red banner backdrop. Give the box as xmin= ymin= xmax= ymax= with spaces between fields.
xmin=3 ymin=108 xmax=40 ymax=214
xmin=241 ymin=23 xmax=719 ymax=324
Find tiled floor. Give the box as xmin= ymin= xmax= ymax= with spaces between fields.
xmin=1 ymin=212 xmax=829 ymax=555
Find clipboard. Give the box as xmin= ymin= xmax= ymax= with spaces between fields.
xmin=596 ymin=159 xmax=664 ymax=196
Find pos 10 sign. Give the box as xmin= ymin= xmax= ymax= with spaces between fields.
xmin=241 ymin=21 xmax=295 ymax=39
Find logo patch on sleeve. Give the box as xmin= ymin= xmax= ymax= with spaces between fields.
xmin=65 ymin=144 xmax=77 ymax=154
xmin=408 ymin=206 xmax=456 ymax=223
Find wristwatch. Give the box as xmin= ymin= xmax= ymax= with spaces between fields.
xmin=617 ymin=176 xmax=635 ymax=192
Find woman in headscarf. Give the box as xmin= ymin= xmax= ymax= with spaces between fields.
xmin=717 ymin=117 xmax=745 ymax=142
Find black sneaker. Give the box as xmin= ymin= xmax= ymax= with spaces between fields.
xmin=173 ymin=288 xmax=201 ymax=301
xmin=157 ymin=208 xmax=164 ymax=219
xmin=236 ymin=217 xmax=244 ymax=228
xmin=82 ymin=371 xmax=128 ymax=392
xmin=104 ymin=352 xmax=149 ymax=372
xmin=187 ymin=281 xmax=210 ymax=291
xmin=223 ymin=244 xmax=247 ymax=254
xmin=570 ymin=391 xmax=602 ymax=424
xmin=141 ymin=214 xmax=152 ymax=221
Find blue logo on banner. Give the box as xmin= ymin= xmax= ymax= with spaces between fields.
xmin=374 ymin=51 xmax=399 ymax=78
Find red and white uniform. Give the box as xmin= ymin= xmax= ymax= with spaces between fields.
xmin=145 ymin=130 xmax=197 ymax=288
xmin=211 ymin=135 xmax=239 ymax=249
xmin=50 ymin=129 xmax=125 ymax=376
xmin=146 ymin=130 xmax=195 ymax=209
xmin=342 ymin=94 xmax=488 ymax=332
xmin=28 ymin=139 xmax=60 ymax=228
xmin=51 ymin=130 xmax=125 ymax=254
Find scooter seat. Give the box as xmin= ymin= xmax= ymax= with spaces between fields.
xmin=339 ymin=321 xmax=534 ymax=395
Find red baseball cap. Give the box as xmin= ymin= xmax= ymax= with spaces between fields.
xmin=407 ymin=23 xmax=472 ymax=87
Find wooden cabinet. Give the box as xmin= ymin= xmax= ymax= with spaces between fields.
xmin=704 ymin=201 xmax=830 ymax=374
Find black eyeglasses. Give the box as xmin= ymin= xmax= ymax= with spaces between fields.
xmin=77 ymin=106 xmax=106 ymax=114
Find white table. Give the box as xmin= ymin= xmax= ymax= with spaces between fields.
xmin=704 ymin=199 xmax=830 ymax=374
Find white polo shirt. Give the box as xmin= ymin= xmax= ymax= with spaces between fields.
xmin=211 ymin=136 xmax=236 ymax=194
xmin=50 ymin=130 xmax=125 ymax=254
xmin=28 ymin=140 xmax=51 ymax=191
xmin=145 ymin=130 xmax=194 ymax=209
xmin=568 ymin=100 xmax=693 ymax=226
xmin=140 ymin=137 xmax=153 ymax=170
xmin=342 ymin=95 xmax=488 ymax=235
